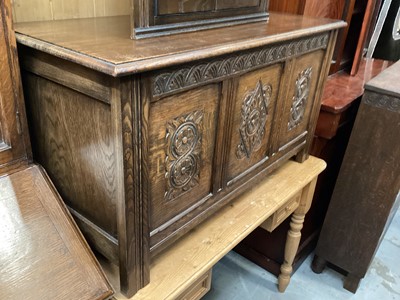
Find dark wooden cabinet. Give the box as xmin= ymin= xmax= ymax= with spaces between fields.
xmin=312 ymin=60 xmax=400 ymax=293
xmin=132 ymin=0 xmax=269 ymax=38
xmin=16 ymin=14 xmax=344 ymax=297
xmin=269 ymin=0 xmax=374 ymax=74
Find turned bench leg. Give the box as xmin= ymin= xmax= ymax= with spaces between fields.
xmin=278 ymin=177 xmax=317 ymax=292
xmin=278 ymin=212 xmax=305 ymax=292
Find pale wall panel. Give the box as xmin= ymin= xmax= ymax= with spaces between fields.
xmin=95 ymin=0 xmax=130 ymax=17
xmin=12 ymin=0 xmax=53 ymax=22
xmin=12 ymin=0 xmax=130 ymax=23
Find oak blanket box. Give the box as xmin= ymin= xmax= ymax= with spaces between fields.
xmin=15 ymin=13 xmax=344 ymax=297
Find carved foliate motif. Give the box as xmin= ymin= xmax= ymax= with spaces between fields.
xmin=237 ymin=80 xmax=272 ymax=159
xmin=153 ymin=34 xmax=329 ymax=96
xmin=364 ymin=93 xmax=400 ymax=113
xmin=288 ymin=67 xmax=313 ymax=130
xmin=165 ymin=110 xmax=203 ymax=201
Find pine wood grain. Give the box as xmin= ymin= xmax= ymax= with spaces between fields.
xmin=101 ymin=156 xmax=326 ymax=300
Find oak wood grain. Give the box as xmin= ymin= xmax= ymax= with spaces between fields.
xmin=14 ymin=13 xmax=345 ymax=76
xmin=148 ymin=84 xmax=219 ymax=244
xmin=0 ymin=165 xmax=113 ymax=300
xmin=22 ymin=73 xmax=118 ymax=237
xmin=0 ymin=0 xmax=31 ymax=171
xmin=226 ymin=64 xmax=283 ymax=182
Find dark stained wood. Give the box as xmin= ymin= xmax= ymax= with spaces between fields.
xmin=0 ymin=166 xmax=114 ymax=300
xmin=277 ymin=50 xmax=324 ymax=151
xmin=303 ymin=0 xmax=346 ymax=19
xmin=17 ymin=13 xmax=343 ymax=298
xmin=133 ymin=0 xmax=268 ymax=38
xmin=216 ymin=0 xmax=260 ymax=9
xmin=320 ymin=58 xmax=392 ymax=114
xmin=158 ymin=0 xmax=214 ymax=15
xmin=226 ymin=64 xmax=282 ymax=183
xmin=350 ymin=0 xmax=374 ymax=76
xmin=269 ymin=0 xmax=373 ymax=75
xmin=312 ymin=60 xmax=400 ymax=293
xmin=268 ymin=0 xmax=306 ymax=15
xmin=117 ymin=76 xmax=151 ymax=296
xmin=0 ymin=0 xmax=31 ymax=172
xmin=149 ymin=85 xmax=219 ymax=234
xmin=22 ymin=73 xmax=118 ymax=237
xmin=14 ymin=13 xmax=345 ymax=76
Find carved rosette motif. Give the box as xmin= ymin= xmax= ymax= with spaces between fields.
xmin=288 ymin=67 xmax=313 ymax=131
xmin=153 ymin=33 xmax=329 ymax=96
xmin=237 ymin=80 xmax=272 ymax=159
xmin=165 ymin=110 xmax=203 ymax=201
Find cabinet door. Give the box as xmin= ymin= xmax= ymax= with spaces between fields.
xmin=216 ymin=0 xmax=260 ymax=10
xmin=226 ymin=64 xmax=283 ymax=184
xmin=277 ymin=50 xmax=324 ymax=151
xmin=157 ymin=0 xmax=215 ymax=15
xmin=0 ymin=0 xmax=29 ymax=169
xmin=148 ymin=84 xmax=219 ymax=238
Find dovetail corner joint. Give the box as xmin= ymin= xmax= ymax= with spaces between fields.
xmin=165 ymin=110 xmax=204 ymax=201
xmin=288 ymin=67 xmax=312 ymax=131
xmin=237 ymin=80 xmax=272 ymax=159
xmin=153 ymin=34 xmax=329 ymax=96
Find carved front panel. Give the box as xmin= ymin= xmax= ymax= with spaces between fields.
xmin=288 ymin=67 xmax=312 ymax=131
xmin=148 ymin=84 xmax=219 ymax=240
xmin=278 ymin=51 xmax=324 ymax=152
xmin=226 ymin=64 xmax=283 ymax=184
xmin=165 ymin=110 xmax=203 ymax=201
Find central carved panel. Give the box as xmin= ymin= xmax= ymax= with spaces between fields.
xmin=165 ymin=110 xmax=203 ymax=201
xmin=288 ymin=67 xmax=312 ymax=131
xmin=237 ymin=80 xmax=272 ymax=159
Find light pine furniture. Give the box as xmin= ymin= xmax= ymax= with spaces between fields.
xmin=0 ymin=0 xmax=113 ymax=299
xmin=312 ymin=60 xmax=400 ymax=293
xmin=15 ymin=13 xmax=344 ymax=297
xmin=101 ymin=156 xmax=326 ymax=299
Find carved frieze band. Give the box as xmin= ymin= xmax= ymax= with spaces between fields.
xmin=153 ymin=33 xmax=329 ymax=96
xmin=364 ymin=93 xmax=400 ymax=113
xmin=237 ymin=80 xmax=272 ymax=159
xmin=165 ymin=110 xmax=203 ymax=201
xmin=288 ymin=67 xmax=312 ymax=131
